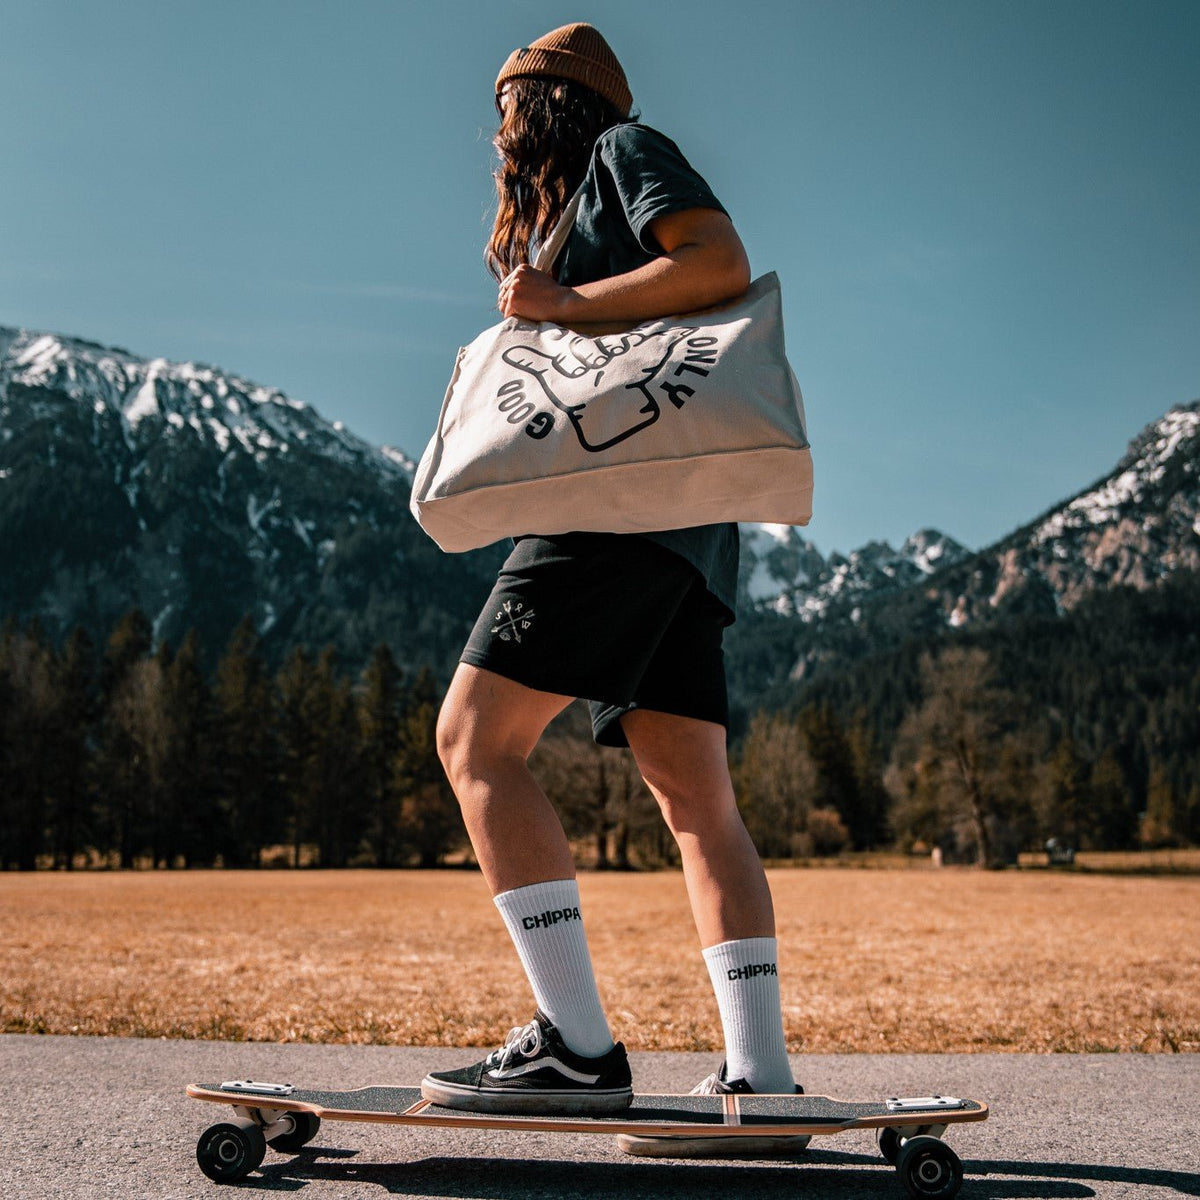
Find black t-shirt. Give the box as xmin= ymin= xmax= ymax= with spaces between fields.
xmin=530 ymin=122 xmax=740 ymax=620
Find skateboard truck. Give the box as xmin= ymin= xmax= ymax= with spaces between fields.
xmin=886 ymin=1096 xmax=966 ymax=1113
xmin=219 ymin=1080 xmax=296 ymax=1097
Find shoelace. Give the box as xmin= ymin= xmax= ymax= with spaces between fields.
xmin=690 ymin=1072 xmax=733 ymax=1096
xmin=485 ymin=1020 xmax=544 ymax=1073
xmin=692 ymin=1072 xmax=802 ymax=1096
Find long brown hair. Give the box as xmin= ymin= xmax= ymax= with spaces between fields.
xmin=486 ymin=77 xmax=629 ymax=281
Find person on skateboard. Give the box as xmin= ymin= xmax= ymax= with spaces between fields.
xmin=422 ymin=21 xmax=803 ymax=1156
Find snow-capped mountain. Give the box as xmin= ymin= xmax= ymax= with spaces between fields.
xmin=740 ymin=402 xmax=1199 ymax=637
xmin=738 ymin=524 xmax=971 ymax=619
xmin=0 ymin=325 xmax=493 ymax=671
xmin=755 ymin=399 xmax=1200 ymax=689
xmin=933 ymin=402 xmax=1200 ymax=627
xmin=3 ymin=320 xmax=1196 ymax=692
xmin=0 ymin=327 xmax=416 ymax=489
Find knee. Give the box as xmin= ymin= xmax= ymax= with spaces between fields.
xmin=636 ymin=757 xmax=678 ymax=809
xmin=435 ymin=696 xmax=518 ymax=795
xmin=435 ymin=698 xmax=472 ymax=790
xmin=636 ymin=755 xmax=741 ymax=839
xmin=649 ymin=780 xmax=710 ymax=838
xmin=650 ymin=790 xmax=686 ymax=837
xmin=637 ymin=761 xmax=699 ymax=833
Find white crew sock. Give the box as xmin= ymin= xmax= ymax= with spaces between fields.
xmin=703 ymin=936 xmax=795 ymax=1094
xmin=493 ymin=878 xmax=615 ymax=1059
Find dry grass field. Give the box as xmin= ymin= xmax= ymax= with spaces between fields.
xmin=1 ymin=868 xmax=1197 ymax=1053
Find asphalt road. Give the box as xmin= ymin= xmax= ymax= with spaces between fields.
xmin=2 ymin=1035 xmax=1196 ymax=1199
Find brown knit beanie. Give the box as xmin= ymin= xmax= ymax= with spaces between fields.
xmin=495 ymin=22 xmax=632 ymax=117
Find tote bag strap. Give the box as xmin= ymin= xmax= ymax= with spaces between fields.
xmin=532 ymin=181 xmax=586 ymax=275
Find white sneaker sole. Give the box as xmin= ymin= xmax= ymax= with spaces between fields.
xmin=616 ymin=1132 xmax=812 ymax=1159
xmin=421 ymin=1075 xmax=633 ymax=1116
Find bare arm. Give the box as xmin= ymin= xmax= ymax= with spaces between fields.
xmin=498 ymin=207 xmax=751 ymax=324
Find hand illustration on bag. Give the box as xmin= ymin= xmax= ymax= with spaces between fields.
xmin=501 ymin=325 xmax=697 ymax=452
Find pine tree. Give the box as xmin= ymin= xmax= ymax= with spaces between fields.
xmin=162 ymin=631 xmax=220 ymax=867
xmin=846 ymin=714 xmax=891 ymax=849
xmin=1040 ymin=736 xmax=1090 ymax=848
xmin=1087 ymin=748 xmax=1137 ymax=850
xmin=799 ymin=705 xmax=872 ymax=849
xmin=358 ymin=644 xmax=403 ymax=867
xmin=0 ymin=622 xmax=57 ymax=869
xmin=47 ymin=627 xmax=96 ymax=869
xmin=213 ymin=616 xmax=277 ymax=867
xmin=1141 ymin=762 xmax=1180 ymax=848
xmin=307 ymin=646 xmax=365 ymax=868
xmin=398 ymin=667 xmax=462 ymax=868
xmin=142 ymin=643 xmax=174 ymax=867
xmin=275 ymin=645 xmax=318 ymax=867
xmin=95 ymin=609 xmax=153 ymax=868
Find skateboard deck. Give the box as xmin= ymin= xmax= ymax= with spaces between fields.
xmin=189 ymin=1080 xmax=987 ymax=1195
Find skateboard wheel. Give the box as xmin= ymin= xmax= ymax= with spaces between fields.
xmin=267 ymin=1111 xmax=321 ymax=1153
xmin=880 ymin=1124 xmax=939 ymax=1165
xmin=196 ymin=1117 xmax=267 ymax=1182
xmin=878 ymin=1126 xmax=902 ymax=1165
xmin=896 ymin=1135 xmax=963 ymax=1199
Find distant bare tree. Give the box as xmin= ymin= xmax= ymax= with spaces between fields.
xmin=530 ymin=703 xmax=658 ymax=869
xmin=732 ymin=712 xmax=818 ymax=858
xmin=886 ymin=647 xmax=1036 ymax=867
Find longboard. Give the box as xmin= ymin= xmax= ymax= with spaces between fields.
xmin=188 ymin=1080 xmax=987 ymax=1196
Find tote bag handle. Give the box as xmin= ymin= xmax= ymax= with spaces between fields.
xmin=532 ymin=182 xmax=586 ymax=275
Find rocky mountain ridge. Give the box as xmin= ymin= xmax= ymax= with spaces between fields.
xmin=738 ymin=523 xmax=972 ymax=618
xmin=754 ymin=399 xmax=1200 ymax=689
xmin=2 ymin=322 xmax=1196 ymax=689
xmin=0 ymin=325 xmax=490 ymax=672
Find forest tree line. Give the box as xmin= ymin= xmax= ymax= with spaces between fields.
xmin=2 ymin=573 xmax=1198 ymax=871
xmin=785 ymin=571 xmax=1200 ymax=863
xmin=0 ymin=611 xmax=459 ymax=872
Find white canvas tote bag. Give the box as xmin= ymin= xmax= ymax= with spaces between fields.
xmin=410 ymin=192 xmax=813 ymax=553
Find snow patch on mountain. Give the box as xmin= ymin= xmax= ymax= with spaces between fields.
xmin=381 ymin=444 xmax=417 ymax=478
xmin=932 ymin=401 xmax=1200 ymax=626
xmin=0 ymin=326 xmax=410 ymax=487
xmin=739 ymin=523 xmax=971 ymax=618
xmin=1033 ymin=407 xmax=1200 ymax=545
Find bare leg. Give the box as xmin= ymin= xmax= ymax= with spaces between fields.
xmin=622 ymin=708 xmax=794 ymax=1095
xmin=436 ymin=663 xmax=575 ymax=895
xmin=620 ymin=708 xmax=775 ymax=947
xmin=437 ymin=663 xmax=621 ymax=1062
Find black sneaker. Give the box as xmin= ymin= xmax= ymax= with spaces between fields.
xmin=616 ymin=1062 xmax=809 ymax=1158
xmin=421 ymin=1011 xmax=633 ymax=1115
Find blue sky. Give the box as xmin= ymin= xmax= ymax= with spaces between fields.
xmin=3 ymin=0 xmax=1197 ymax=554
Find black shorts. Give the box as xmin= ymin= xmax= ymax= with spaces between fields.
xmin=460 ymin=533 xmax=731 ymax=748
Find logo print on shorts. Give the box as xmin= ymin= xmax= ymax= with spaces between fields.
xmin=492 ymin=599 xmax=535 ymax=644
